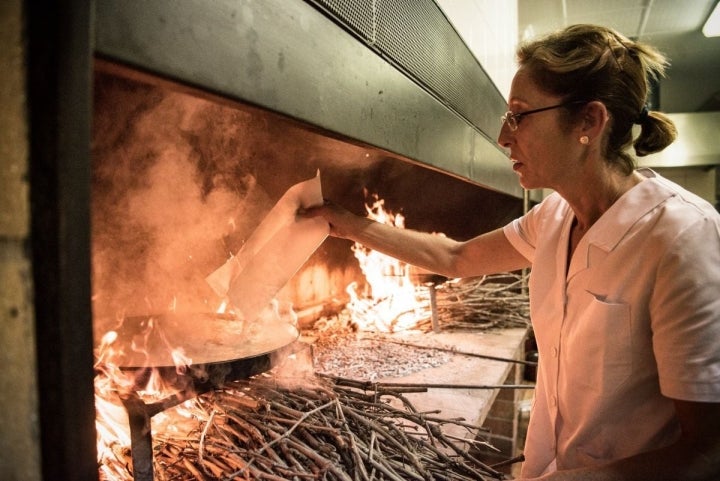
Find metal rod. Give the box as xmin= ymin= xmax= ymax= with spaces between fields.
xmin=120 ymin=393 xmax=155 ymax=481
xmin=377 ymin=339 xmax=538 ymax=367
xmin=427 ymin=284 xmax=440 ymax=333
xmin=119 ymin=391 xmax=197 ymax=481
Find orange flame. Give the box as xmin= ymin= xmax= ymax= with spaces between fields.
xmin=347 ymin=195 xmax=436 ymax=332
xmin=94 ymin=301 xmax=222 ymax=479
xmin=94 ymin=292 xmax=302 ymax=479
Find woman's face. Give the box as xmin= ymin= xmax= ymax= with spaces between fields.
xmin=497 ymin=67 xmax=584 ymax=191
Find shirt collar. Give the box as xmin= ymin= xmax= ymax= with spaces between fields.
xmin=585 ymin=169 xmax=676 ymax=253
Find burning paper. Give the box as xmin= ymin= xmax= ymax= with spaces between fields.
xmin=206 ymin=172 xmax=329 ymax=322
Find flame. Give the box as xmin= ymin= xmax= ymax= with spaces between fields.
xmin=93 ymin=196 xmax=441 ymax=476
xmin=216 ymin=299 xmax=228 ymax=314
xmin=93 ymin=292 xmax=303 ymax=479
xmin=93 ymin=300 xmax=223 ymax=479
xmin=347 ymin=195 xmax=438 ymax=332
xmin=171 ymin=348 xmax=192 ymax=375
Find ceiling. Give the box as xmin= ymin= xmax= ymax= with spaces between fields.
xmin=518 ymin=0 xmax=720 ymax=113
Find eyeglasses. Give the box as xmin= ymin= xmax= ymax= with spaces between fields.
xmin=501 ymin=100 xmax=587 ymax=131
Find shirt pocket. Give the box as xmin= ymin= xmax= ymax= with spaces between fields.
xmin=566 ymin=292 xmax=632 ymax=396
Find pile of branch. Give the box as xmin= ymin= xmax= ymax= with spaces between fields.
xmin=432 ymin=273 xmax=529 ymax=330
xmin=107 ymin=376 xmax=509 ymax=480
xmin=336 ymin=273 xmax=529 ymax=334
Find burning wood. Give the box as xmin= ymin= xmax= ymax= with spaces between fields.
xmin=323 ymin=272 xmax=529 ymax=335
xmin=348 ymin=195 xmax=530 ymax=333
xmin=101 ymin=375 xmax=511 ymax=480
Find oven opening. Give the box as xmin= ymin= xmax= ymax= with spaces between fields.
xmin=92 ymin=60 xmax=532 ymax=481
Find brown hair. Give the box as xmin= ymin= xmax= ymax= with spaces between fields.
xmin=517 ymin=24 xmax=677 ymax=175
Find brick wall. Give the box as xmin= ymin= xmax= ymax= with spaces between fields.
xmin=472 ymin=348 xmax=533 ymax=476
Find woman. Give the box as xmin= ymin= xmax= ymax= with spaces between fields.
xmin=303 ymin=25 xmax=720 ymax=480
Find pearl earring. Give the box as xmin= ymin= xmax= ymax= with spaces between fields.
xmin=579 ymin=135 xmax=589 ymax=145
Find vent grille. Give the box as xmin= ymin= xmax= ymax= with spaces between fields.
xmin=306 ymin=0 xmax=504 ymax=139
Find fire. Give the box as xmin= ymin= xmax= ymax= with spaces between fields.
xmin=347 ymin=195 xmax=440 ymax=332
xmin=93 ymin=195 xmax=441 ymax=478
xmin=216 ymin=299 xmax=229 ymax=314
xmin=93 ymin=308 xmax=207 ymax=480
xmin=93 ymin=294 xmax=302 ymax=479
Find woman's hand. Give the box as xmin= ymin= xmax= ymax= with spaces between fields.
xmin=298 ymin=200 xmax=368 ymax=240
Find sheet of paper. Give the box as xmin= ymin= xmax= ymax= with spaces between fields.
xmin=206 ymin=172 xmax=329 ymax=322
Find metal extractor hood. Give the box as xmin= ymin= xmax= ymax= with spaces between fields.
xmin=94 ymin=0 xmax=523 ymax=199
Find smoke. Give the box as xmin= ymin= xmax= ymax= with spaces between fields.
xmin=91 ymin=73 xmax=272 ymax=328
xmin=90 ymin=68 xmax=521 ymax=341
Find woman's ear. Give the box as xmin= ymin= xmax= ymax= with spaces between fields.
xmin=581 ymin=101 xmax=609 ymax=139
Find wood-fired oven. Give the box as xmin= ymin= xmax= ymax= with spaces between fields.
xmin=21 ymin=1 xmax=529 ymax=480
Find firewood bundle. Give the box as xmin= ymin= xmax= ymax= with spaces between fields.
xmin=338 ymin=272 xmax=530 ymax=334
xmin=108 ymin=376 xmax=508 ymax=480
xmin=432 ymin=273 xmax=529 ymax=330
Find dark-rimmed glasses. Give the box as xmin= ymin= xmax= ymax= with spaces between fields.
xmin=501 ymin=100 xmax=587 ymax=131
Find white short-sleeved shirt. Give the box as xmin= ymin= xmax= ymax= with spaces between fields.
xmin=503 ymin=169 xmax=720 ymax=476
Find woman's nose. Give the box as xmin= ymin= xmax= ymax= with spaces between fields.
xmin=497 ymin=122 xmax=513 ymax=149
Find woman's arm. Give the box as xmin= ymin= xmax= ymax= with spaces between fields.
xmin=301 ymin=202 xmax=530 ymax=278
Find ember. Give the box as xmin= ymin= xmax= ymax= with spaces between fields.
xmin=309 ymin=319 xmax=454 ymax=380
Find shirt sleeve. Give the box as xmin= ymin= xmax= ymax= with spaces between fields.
xmin=651 ymin=213 xmax=720 ymax=402
xmin=503 ymin=192 xmax=564 ymax=264
xmin=503 ymin=218 xmax=535 ymax=263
